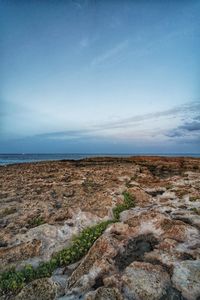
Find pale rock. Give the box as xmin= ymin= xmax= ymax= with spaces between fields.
xmin=121 ymin=262 xmax=171 ymax=300
xmin=172 ymin=260 xmax=200 ymax=300
xmin=14 ymin=278 xmax=58 ymax=300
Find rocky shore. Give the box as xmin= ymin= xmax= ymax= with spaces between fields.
xmin=0 ymin=156 xmax=200 ymax=300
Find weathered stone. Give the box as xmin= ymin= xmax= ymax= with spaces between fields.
xmin=14 ymin=278 xmax=58 ymax=300
xmin=85 ymin=287 xmax=123 ymax=300
xmin=114 ymin=233 xmax=158 ymax=271
xmin=0 ymin=239 xmax=41 ymax=267
xmin=0 ymin=157 xmax=200 ymax=299
xmin=127 ymin=187 xmax=152 ymax=207
xmin=66 ymin=235 xmax=118 ymax=294
xmin=172 ymin=260 xmax=200 ymax=300
xmin=121 ymin=262 xmax=171 ymax=300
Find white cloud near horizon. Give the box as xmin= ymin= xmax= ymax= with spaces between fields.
xmin=14 ymin=100 xmax=199 ymax=144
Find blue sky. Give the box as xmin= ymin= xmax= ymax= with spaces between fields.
xmin=0 ymin=0 xmax=200 ymax=153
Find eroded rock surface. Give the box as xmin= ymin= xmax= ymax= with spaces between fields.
xmin=13 ymin=278 xmax=59 ymax=300
xmin=172 ymin=260 xmax=200 ymax=300
xmin=121 ymin=261 xmax=171 ymax=300
xmin=0 ymin=156 xmax=200 ymax=299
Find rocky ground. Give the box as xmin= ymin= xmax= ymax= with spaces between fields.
xmin=0 ymin=156 xmax=200 ymax=300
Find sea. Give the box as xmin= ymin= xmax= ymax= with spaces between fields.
xmin=0 ymin=153 xmax=200 ymax=166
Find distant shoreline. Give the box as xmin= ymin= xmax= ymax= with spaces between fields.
xmin=0 ymin=154 xmax=200 ymax=167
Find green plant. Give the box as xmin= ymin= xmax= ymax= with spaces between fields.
xmin=123 ymin=191 xmax=135 ymax=207
xmin=21 ymin=265 xmax=36 ymax=281
xmin=0 ymin=268 xmax=25 ymax=293
xmin=190 ymin=207 xmax=200 ymax=215
xmin=28 ymin=216 xmax=45 ymax=228
xmin=166 ymin=184 xmax=173 ymax=190
xmin=189 ymin=196 xmax=199 ymax=202
xmin=113 ymin=192 xmax=135 ymax=221
xmin=82 ymin=179 xmax=100 ymax=192
xmin=0 ymin=192 xmax=134 ymax=296
xmin=0 ymin=220 xmax=113 ymax=295
xmin=175 ymin=189 xmax=187 ymax=198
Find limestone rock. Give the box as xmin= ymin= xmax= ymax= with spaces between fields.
xmin=85 ymin=287 xmax=123 ymax=300
xmin=66 ymin=235 xmax=118 ymax=296
xmin=126 ymin=187 xmax=152 ymax=207
xmin=0 ymin=239 xmax=41 ymax=268
xmin=0 ymin=157 xmax=200 ymax=299
xmin=121 ymin=262 xmax=171 ymax=300
xmin=172 ymin=260 xmax=200 ymax=300
xmin=14 ymin=278 xmax=58 ymax=300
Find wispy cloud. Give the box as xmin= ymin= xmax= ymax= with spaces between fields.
xmin=35 ymin=129 xmax=91 ymax=141
xmin=94 ymin=100 xmax=200 ymax=131
xmin=3 ymin=100 xmax=199 ymax=154
xmin=26 ymin=101 xmax=200 ymax=145
xmin=91 ymin=40 xmax=129 ymax=67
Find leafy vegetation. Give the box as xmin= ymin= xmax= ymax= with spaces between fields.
xmin=175 ymin=189 xmax=187 ymax=198
xmin=82 ymin=179 xmax=100 ymax=192
xmin=0 ymin=192 xmax=134 ymax=295
xmin=189 ymin=196 xmax=199 ymax=202
xmin=166 ymin=183 xmax=173 ymax=190
xmin=190 ymin=207 xmax=200 ymax=215
xmin=28 ymin=216 xmax=45 ymax=228
xmin=113 ymin=191 xmax=135 ymax=221
xmin=0 ymin=221 xmax=112 ymax=295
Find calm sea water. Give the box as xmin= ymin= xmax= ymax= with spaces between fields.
xmin=0 ymin=153 xmax=200 ymax=166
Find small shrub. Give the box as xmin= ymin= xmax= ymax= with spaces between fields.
xmin=28 ymin=216 xmax=45 ymax=228
xmin=166 ymin=184 xmax=173 ymax=190
xmin=176 ymin=190 xmax=187 ymax=198
xmin=112 ymin=204 xmax=126 ymax=221
xmin=113 ymin=192 xmax=135 ymax=221
xmin=123 ymin=191 xmax=135 ymax=207
xmin=21 ymin=265 xmax=36 ymax=282
xmin=190 ymin=207 xmax=200 ymax=215
xmin=0 ymin=268 xmax=25 ymax=294
xmin=189 ymin=196 xmax=199 ymax=202
xmin=82 ymin=179 xmax=101 ymax=193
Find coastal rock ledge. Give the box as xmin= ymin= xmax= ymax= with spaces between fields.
xmin=0 ymin=156 xmax=200 ymax=300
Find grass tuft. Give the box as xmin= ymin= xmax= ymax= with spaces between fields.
xmin=189 ymin=196 xmax=199 ymax=202
xmin=28 ymin=216 xmax=45 ymax=228
xmin=113 ymin=191 xmax=135 ymax=221
xmin=190 ymin=207 xmax=200 ymax=215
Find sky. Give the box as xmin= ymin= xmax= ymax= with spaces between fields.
xmin=0 ymin=0 xmax=200 ymax=154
